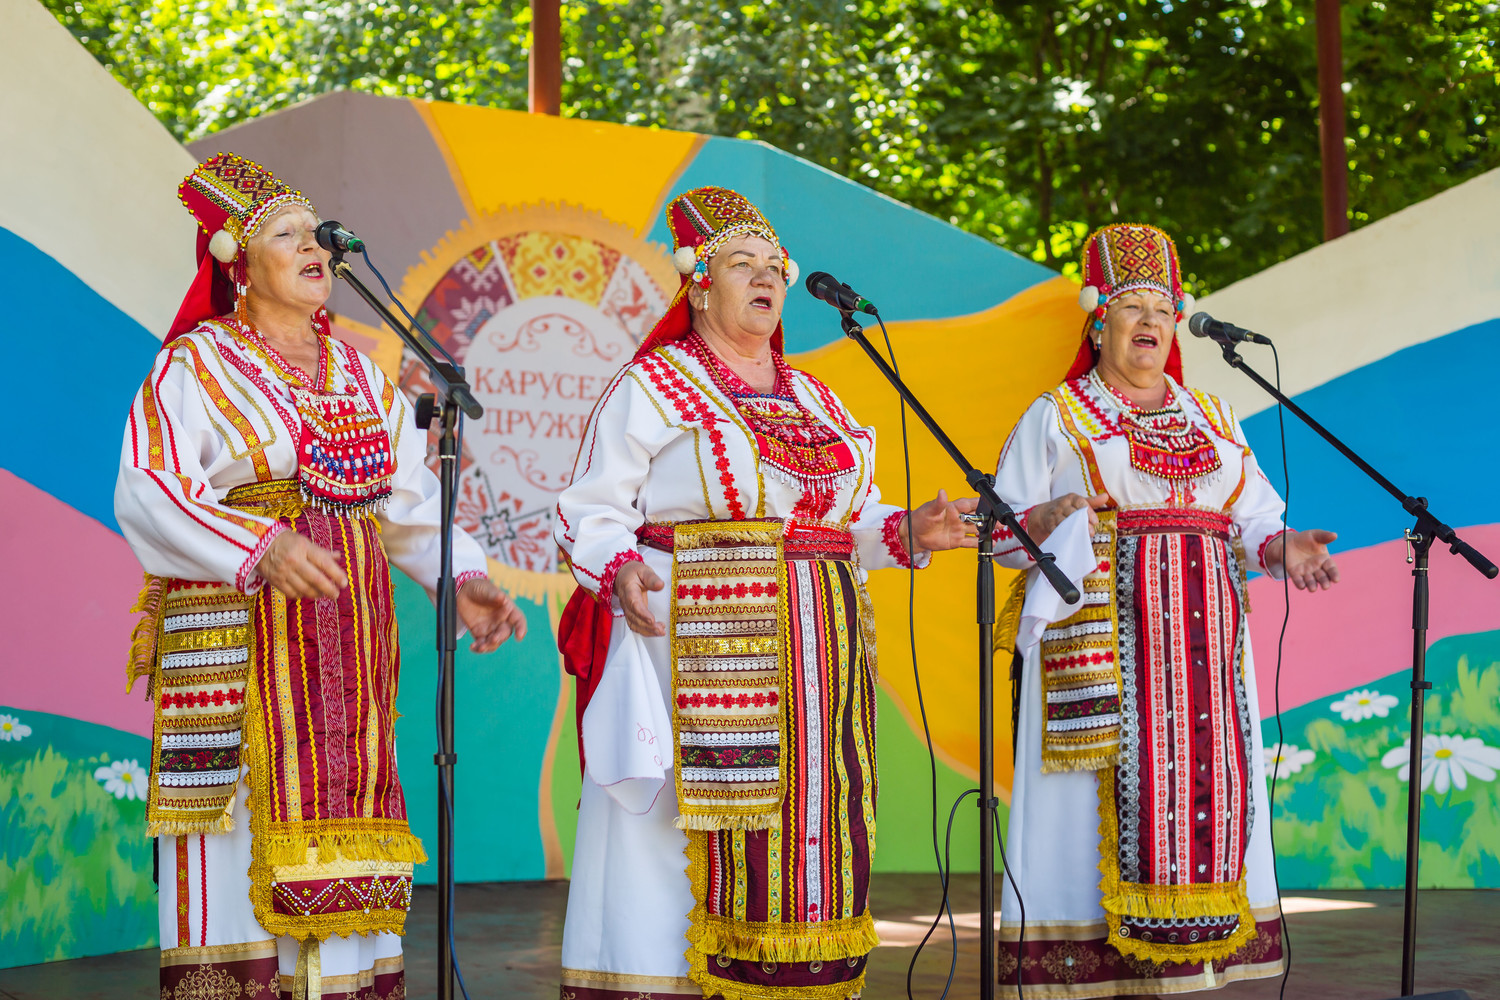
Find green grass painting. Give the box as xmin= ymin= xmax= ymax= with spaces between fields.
xmin=0 ymin=708 xmax=157 ymax=968
xmin=1261 ymin=630 xmax=1500 ymax=890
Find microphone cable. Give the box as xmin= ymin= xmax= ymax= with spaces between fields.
xmin=360 ymin=250 xmax=462 ymax=369
xmin=872 ymin=315 xmax=1025 ymax=999
xmin=869 ymin=315 xmax=963 ymax=999
xmin=1266 ymin=343 xmax=1295 ymax=1000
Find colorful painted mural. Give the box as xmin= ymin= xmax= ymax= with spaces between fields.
xmin=3 ymin=0 xmax=1498 ymax=971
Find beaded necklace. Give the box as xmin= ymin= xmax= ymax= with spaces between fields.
xmin=687 ymin=332 xmax=855 ymax=522
xmin=225 ymin=318 xmax=395 ymax=512
xmin=1089 ymin=370 xmax=1222 ymax=483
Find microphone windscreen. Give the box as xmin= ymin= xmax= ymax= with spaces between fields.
xmin=1187 ymin=312 xmax=1214 ymax=338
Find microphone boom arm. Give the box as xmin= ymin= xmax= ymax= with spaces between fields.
xmin=835 ymin=310 xmax=1080 ymax=604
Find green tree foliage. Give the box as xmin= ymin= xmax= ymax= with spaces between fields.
xmin=43 ymin=0 xmax=1500 ymax=292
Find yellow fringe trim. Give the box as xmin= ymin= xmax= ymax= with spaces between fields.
xmin=256 ymin=825 xmax=428 ymax=867
xmin=689 ymin=911 xmax=878 ymax=964
xmin=146 ymin=810 xmax=236 ymax=838
xmin=684 ymin=827 xmax=872 ymax=1000
xmin=675 ymin=812 xmax=783 ymax=832
xmin=126 ymin=573 xmax=166 ymax=695
xmin=993 ymin=571 xmax=1027 ymax=661
xmin=1096 ymin=770 xmax=1256 ymax=965
xmin=1040 ymin=750 xmax=1120 ymax=774
xmin=687 ymin=954 xmax=867 ymax=1000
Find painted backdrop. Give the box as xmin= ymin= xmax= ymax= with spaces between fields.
xmin=3 ymin=0 xmax=1498 ymax=969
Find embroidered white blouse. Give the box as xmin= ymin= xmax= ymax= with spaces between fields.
xmin=992 ymin=372 xmax=1290 ymax=573
xmin=115 ymin=320 xmax=488 ymax=593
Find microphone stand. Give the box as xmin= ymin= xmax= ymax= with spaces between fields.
xmin=1211 ymin=338 xmax=1496 ymax=998
xmin=833 ymin=308 xmax=1079 ymax=1000
xmin=330 ymin=250 xmax=482 ymax=1000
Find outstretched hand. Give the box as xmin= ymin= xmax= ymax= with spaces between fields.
xmin=256 ymin=530 xmax=348 ymax=599
xmin=905 ymin=489 xmax=981 ymax=554
xmin=1266 ymin=529 xmax=1341 ymax=591
xmin=457 ymin=577 xmax=528 ymax=652
xmin=615 ymin=560 xmax=667 ymax=637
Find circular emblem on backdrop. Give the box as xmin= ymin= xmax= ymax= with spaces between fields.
xmin=396 ymin=204 xmax=677 ymax=583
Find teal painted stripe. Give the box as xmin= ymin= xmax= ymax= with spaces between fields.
xmin=650 ymin=137 xmax=1055 ymax=353
xmin=0 ymin=227 xmax=160 ymax=534
xmin=1242 ymin=319 xmax=1497 ymax=553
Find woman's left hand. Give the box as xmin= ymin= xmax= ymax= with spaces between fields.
xmin=1267 ymin=529 xmax=1341 ymax=591
xmin=905 ymin=489 xmax=981 ymax=554
xmin=457 ymin=578 xmax=529 ymax=652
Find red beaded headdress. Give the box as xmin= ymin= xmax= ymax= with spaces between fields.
xmin=1064 ymin=223 xmax=1195 ymax=383
xmin=166 ymin=153 xmax=319 ymax=344
xmin=633 ymin=186 xmax=798 ymax=359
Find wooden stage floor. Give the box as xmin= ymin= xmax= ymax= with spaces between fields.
xmin=3 ymin=876 xmax=1494 ymax=998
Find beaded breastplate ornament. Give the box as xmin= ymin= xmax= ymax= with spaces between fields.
xmin=229 ymin=320 xmax=395 ymax=511
xmin=1091 ymin=371 xmax=1221 ymax=483
xmin=689 ymin=333 xmax=855 ymax=522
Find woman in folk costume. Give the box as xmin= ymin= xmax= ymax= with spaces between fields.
xmin=554 ymin=186 xmax=977 ymax=1000
xmin=991 ymin=224 xmax=1340 ymax=997
xmin=116 ymin=152 xmax=527 ymax=1000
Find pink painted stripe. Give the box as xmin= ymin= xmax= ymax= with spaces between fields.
xmin=1247 ymin=523 xmax=1500 ymax=718
xmin=0 ymin=470 xmax=154 ymax=737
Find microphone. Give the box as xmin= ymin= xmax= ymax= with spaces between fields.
xmin=315 ymin=220 xmax=365 ymax=254
xmin=1188 ymin=312 xmax=1273 ymax=346
xmin=804 ymin=271 xmax=878 ymax=316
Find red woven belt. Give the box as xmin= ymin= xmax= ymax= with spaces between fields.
xmin=636 ymin=519 xmax=854 ymax=562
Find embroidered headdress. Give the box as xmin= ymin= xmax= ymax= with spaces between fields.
xmin=634 ymin=186 xmax=799 ymax=359
xmin=1065 ymin=223 xmax=1194 ymax=383
xmin=167 ymin=152 xmax=319 ymax=343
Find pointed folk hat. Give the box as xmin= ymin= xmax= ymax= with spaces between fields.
xmin=633 ymin=186 xmax=798 ymax=359
xmin=167 ymin=153 xmax=317 ymax=343
xmin=1065 ymin=223 xmax=1195 ymax=383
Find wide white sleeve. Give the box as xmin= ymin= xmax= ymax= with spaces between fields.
xmin=991 ymin=395 xmax=1066 ymax=570
xmin=554 ymin=368 xmax=657 ymax=600
xmin=114 ymin=343 xmax=284 ymax=592
xmin=1224 ymin=408 xmax=1292 ymax=577
xmin=375 ymin=367 xmax=490 ymax=593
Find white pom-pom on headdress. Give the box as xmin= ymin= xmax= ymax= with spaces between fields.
xmin=673 ymin=246 xmax=697 ymax=275
xmin=784 ymin=257 xmax=799 ymax=286
xmin=1177 ymin=293 xmax=1196 ymax=317
xmin=1078 ymin=285 xmax=1100 ymax=312
xmin=208 ymin=229 xmax=238 ymax=263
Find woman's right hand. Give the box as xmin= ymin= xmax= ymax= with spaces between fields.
xmin=615 ymin=560 xmax=667 ymax=637
xmin=1027 ymin=493 xmax=1112 ymax=544
xmin=255 ymin=530 xmax=349 ymax=599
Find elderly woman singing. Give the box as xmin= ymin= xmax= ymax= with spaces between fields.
xmin=554 ymin=187 xmax=976 ymax=1000
xmin=116 ymin=153 xmax=526 ymax=1000
xmin=992 ymin=224 xmax=1340 ymax=998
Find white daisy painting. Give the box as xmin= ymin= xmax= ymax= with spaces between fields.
xmin=94 ymin=758 xmax=150 ymax=801
xmin=0 ymin=713 xmax=31 ymax=741
xmin=1265 ymin=742 xmax=1316 ymax=779
xmin=1330 ymin=689 xmax=1399 ymax=722
xmin=1381 ymin=733 xmax=1500 ymax=793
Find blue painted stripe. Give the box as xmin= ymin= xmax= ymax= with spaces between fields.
xmin=0 ymin=228 xmax=160 ymax=534
xmin=649 ymin=137 xmax=1056 ymax=353
xmin=1242 ymin=319 xmax=1496 ymax=554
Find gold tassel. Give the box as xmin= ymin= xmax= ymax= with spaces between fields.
xmin=126 ymin=573 xmax=166 ymax=695
xmin=259 ymin=829 xmax=428 ymax=867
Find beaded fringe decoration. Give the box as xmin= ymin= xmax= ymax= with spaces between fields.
xmin=1039 ymin=512 xmax=1124 ymax=773
xmin=669 ymin=521 xmax=790 ymax=832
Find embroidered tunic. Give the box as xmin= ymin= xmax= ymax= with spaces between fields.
xmin=555 ymin=335 xmax=917 ymax=1000
xmin=993 ymin=372 xmax=1289 ymax=997
xmin=115 ymin=319 xmax=488 ymax=998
